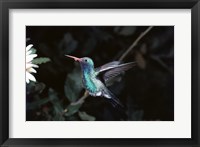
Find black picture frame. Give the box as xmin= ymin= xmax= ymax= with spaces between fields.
xmin=0 ymin=0 xmax=199 ymax=146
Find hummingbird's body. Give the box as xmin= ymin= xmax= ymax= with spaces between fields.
xmin=66 ymin=55 xmax=135 ymax=107
xmin=78 ymin=57 xmax=110 ymax=98
xmin=82 ymin=66 xmax=101 ymax=96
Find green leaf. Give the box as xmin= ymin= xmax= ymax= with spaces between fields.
xmin=48 ymin=88 xmax=59 ymax=101
xmin=131 ymin=110 xmax=144 ymax=121
xmin=64 ymin=66 xmax=83 ymax=102
xmin=48 ymin=88 xmax=65 ymax=121
xmin=82 ymin=37 xmax=97 ymax=56
xmin=63 ymin=33 xmax=78 ymax=54
xmin=58 ymin=33 xmax=78 ymax=55
xmin=64 ymin=104 xmax=82 ymax=117
xmin=27 ymin=97 xmax=53 ymax=110
xmin=31 ymin=48 xmax=37 ymax=54
xmin=65 ymin=115 xmax=80 ymax=121
xmin=52 ymin=105 xmax=65 ymax=121
xmin=114 ymin=26 xmax=136 ymax=36
xmin=78 ymin=111 xmax=96 ymax=121
xmin=26 ymin=82 xmax=46 ymax=95
xmin=32 ymin=57 xmax=51 ymax=65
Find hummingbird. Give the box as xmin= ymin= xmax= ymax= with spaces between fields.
xmin=66 ymin=55 xmax=135 ymax=108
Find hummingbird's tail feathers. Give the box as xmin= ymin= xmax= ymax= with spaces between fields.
xmin=102 ymin=87 xmax=124 ymax=108
xmin=108 ymin=96 xmax=126 ymax=112
xmin=103 ymin=62 xmax=136 ymax=83
xmin=110 ymin=96 xmax=124 ymax=108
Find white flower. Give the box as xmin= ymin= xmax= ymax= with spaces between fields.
xmin=26 ymin=44 xmax=38 ymax=83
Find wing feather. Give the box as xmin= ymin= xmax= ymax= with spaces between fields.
xmin=103 ymin=62 xmax=136 ymax=82
xmin=95 ymin=61 xmax=136 ymax=86
xmin=95 ymin=61 xmax=120 ymax=74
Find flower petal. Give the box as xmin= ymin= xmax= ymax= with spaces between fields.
xmin=26 ymin=54 xmax=37 ymax=63
xmin=26 ymin=72 xmax=36 ymax=82
xmin=26 ymin=44 xmax=33 ymax=52
xmin=26 ymin=72 xmax=30 ymax=83
xmin=31 ymin=64 xmax=39 ymax=68
xmin=26 ymin=50 xmax=32 ymax=56
xmin=26 ymin=63 xmax=39 ymax=69
xmin=28 ymin=68 xmax=37 ymax=73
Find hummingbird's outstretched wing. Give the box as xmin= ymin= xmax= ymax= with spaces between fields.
xmin=103 ymin=62 xmax=136 ymax=82
xmin=95 ymin=61 xmax=120 ymax=73
xmin=95 ymin=61 xmax=136 ymax=85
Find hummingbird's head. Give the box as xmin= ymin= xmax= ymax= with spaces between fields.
xmin=65 ymin=55 xmax=94 ymax=69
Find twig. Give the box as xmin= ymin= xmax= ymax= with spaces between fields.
xmin=119 ymin=26 xmax=154 ymax=62
xmin=71 ymin=91 xmax=89 ymax=106
xmin=63 ymin=91 xmax=89 ymax=114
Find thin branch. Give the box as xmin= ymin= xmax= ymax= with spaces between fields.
xmin=119 ymin=26 xmax=154 ymax=62
xmin=63 ymin=91 xmax=89 ymax=113
xmin=71 ymin=91 xmax=89 ymax=105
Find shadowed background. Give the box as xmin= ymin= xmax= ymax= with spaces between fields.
xmin=26 ymin=26 xmax=174 ymax=121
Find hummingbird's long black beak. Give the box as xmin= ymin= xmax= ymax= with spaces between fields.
xmin=65 ymin=55 xmax=81 ymax=62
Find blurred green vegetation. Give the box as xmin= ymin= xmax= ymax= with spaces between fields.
xmin=26 ymin=26 xmax=174 ymax=121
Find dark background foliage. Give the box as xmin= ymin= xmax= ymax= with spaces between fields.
xmin=26 ymin=26 xmax=174 ymax=121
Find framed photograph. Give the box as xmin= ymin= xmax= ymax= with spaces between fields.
xmin=0 ymin=0 xmax=199 ymax=146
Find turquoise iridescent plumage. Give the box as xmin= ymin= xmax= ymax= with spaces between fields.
xmin=82 ymin=64 xmax=97 ymax=94
xmin=66 ymin=55 xmax=135 ymax=107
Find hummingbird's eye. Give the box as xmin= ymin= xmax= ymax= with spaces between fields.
xmin=84 ymin=59 xmax=87 ymax=62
